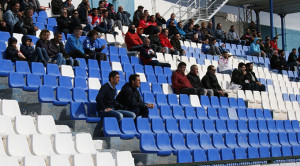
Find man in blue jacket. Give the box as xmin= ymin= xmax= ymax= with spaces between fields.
xmin=3 ymin=1 xmax=24 ymax=34
xmin=249 ymin=37 xmax=266 ymax=58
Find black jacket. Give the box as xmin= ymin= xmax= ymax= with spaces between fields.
xmin=187 ymin=73 xmax=204 ymax=89
xmin=156 ymin=17 xmax=166 ymax=26
xmin=148 ymin=34 xmax=161 ymax=47
xmin=207 ymin=44 xmax=221 ymax=55
xmin=170 ymin=38 xmax=183 ymax=54
xmin=96 ymin=83 xmax=121 ymax=112
xmin=5 ymin=37 xmax=19 ymax=62
xmin=57 ymin=16 xmax=71 ymax=32
xmin=49 ymin=39 xmax=67 ymax=58
xmin=115 ymin=83 xmax=147 ymax=110
xmin=36 ymin=39 xmax=53 ymax=57
xmin=133 ymin=10 xmax=142 ymax=26
xmin=107 ymin=10 xmax=116 ymax=21
xmin=231 ymin=68 xmax=246 ymax=85
xmin=201 ymin=72 xmax=222 ymax=93
xmin=245 ymin=71 xmax=258 ymax=83
xmin=51 ymin=0 xmax=64 ymax=15
xmin=21 ymin=15 xmax=35 ymax=35
xmin=77 ymin=2 xmax=88 ymax=23
xmin=288 ymin=52 xmax=298 ymax=63
xmin=20 ymin=35 xmax=34 ymax=60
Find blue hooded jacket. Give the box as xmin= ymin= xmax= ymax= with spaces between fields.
xmin=65 ymin=34 xmax=85 ymax=54
xmin=249 ymin=37 xmax=261 ymax=54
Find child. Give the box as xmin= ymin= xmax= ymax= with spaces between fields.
xmin=20 ymin=35 xmax=50 ymax=66
xmin=201 ymin=38 xmax=210 ymax=54
xmin=5 ymin=37 xmax=26 ymax=62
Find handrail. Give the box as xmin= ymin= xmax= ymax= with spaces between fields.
xmin=162 ymin=0 xmax=183 ymax=18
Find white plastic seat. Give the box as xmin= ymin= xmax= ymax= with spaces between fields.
xmin=273 ymin=112 xmax=283 ymax=120
xmin=162 ymin=84 xmax=173 ymax=94
xmin=261 ymin=92 xmax=269 ymax=100
xmin=292 ymin=101 xmax=299 ymax=111
xmin=164 ymin=54 xmax=173 ymax=62
xmin=245 ymin=90 xmax=255 ymax=103
xmin=280 ymin=86 xmax=287 ymax=93
xmin=61 ymin=65 xmax=74 ymax=78
xmin=228 ymin=108 xmax=238 ymax=120
xmin=287 ymin=87 xmax=294 ymax=94
xmin=293 ymin=87 xmax=300 ymax=94
xmin=237 ymin=90 xmax=246 ymax=100
xmin=0 ymin=137 xmax=7 ymax=157
xmin=36 ymin=115 xmax=58 ymax=135
xmin=277 ymin=100 xmax=286 ymax=112
xmin=296 ymin=111 xmax=300 ymax=121
xmin=280 ymin=163 xmax=296 ymax=166
xmin=115 ymin=34 xmax=125 ymax=45
xmin=115 ymin=151 xmax=135 ymax=166
xmin=88 ymin=78 xmax=101 ymax=90
xmin=285 ymin=82 xmax=292 ymax=88
xmin=173 ymin=55 xmax=180 ymax=62
xmin=285 ymin=101 xmax=293 ymax=112
xmin=136 ymin=73 xmax=147 ymax=82
xmin=211 ymin=60 xmax=218 ymax=68
xmin=75 ymin=133 xmax=96 ymax=154
xmin=190 ymin=42 xmax=197 ymax=48
xmin=264 ymin=72 xmax=271 ymax=79
xmin=95 ymin=152 xmax=116 ymax=166
xmin=204 ymin=59 xmax=211 ymax=66
xmin=111 ymin=62 xmax=123 ymax=71
xmin=49 ymin=155 xmax=71 ymax=166
xmin=180 ymin=56 xmax=189 ymax=64
xmin=31 ymin=134 xmax=55 ymax=156
xmin=291 ymin=82 xmax=298 ymax=88
xmin=1 ymin=99 xmax=21 ymax=119
xmin=0 ymin=157 xmax=19 ymax=166
xmin=15 ymin=115 xmax=37 ymax=136
xmin=189 ymin=95 xmax=201 ymax=107
xmin=288 ymin=111 xmax=296 ymax=120
xmin=54 ymin=134 xmax=77 ymax=155
xmin=223 ymin=74 xmax=231 ymax=82
xmin=267 ymin=85 xmax=274 ymax=94
xmin=271 ymin=73 xmax=278 ymax=81
xmin=270 ymin=100 xmax=279 ymax=112
xmin=156 ymin=53 xmax=165 ymax=63
xmin=169 ymin=61 xmax=177 ymax=71
xmin=215 ymin=73 xmax=223 ymax=82
xmin=7 ymin=134 xmax=32 ymax=158
xmin=23 ymin=156 xmax=46 ymax=166
xmin=283 ymin=75 xmax=289 ymax=82
xmin=189 ymin=57 xmax=197 ymax=65
xmin=0 ymin=115 xmax=15 ymax=136
xmin=253 ymin=91 xmax=262 ymax=104
xmin=183 ymin=41 xmax=191 ymax=47
xmin=275 ymin=92 xmax=283 ymax=102
xmin=106 ymin=34 xmax=115 ymax=43
xmin=73 ymin=154 xmax=94 ymax=166
xmin=257 ymin=71 xmax=265 ymax=78
xmin=262 ymin=99 xmax=271 ymax=110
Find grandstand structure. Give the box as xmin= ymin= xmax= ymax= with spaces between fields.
xmin=0 ymin=0 xmax=300 ymax=166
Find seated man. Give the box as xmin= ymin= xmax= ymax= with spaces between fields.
xmin=149 ymin=28 xmax=164 ymax=53
xmin=231 ymin=62 xmax=255 ymax=91
xmin=57 ymin=8 xmax=71 ymax=35
xmin=201 ymin=38 xmax=210 ymax=54
xmin=278 ymin=50 xmax=289 ymax=70
xmin=187 ymin=65 xmax=214 ymax=96
xmin=125 ymin=24 xmax=143 ymax=51
xmin=117 ymin=6 xmax=131 ymax=26
xmin=207 ymin=38 xmax=221 ymax=55
xmin=288 ymin=48 xmax=300 ymax=70
xmin=249 ymin=37 xmax=266 ymax=58
xmin=227 ymin=25 xmax=245 ymax=45
xmin=3 ymin=1 xmax=24 ymax=34
xmin=218 ymin=51 xmax=233 ymax=75
xmin=170 ymin=33 xmax=185 ymax=56
xmin=96 ymin=71 xmax=136 ymax=122
xmin=140 ymin=38 xmax=171 ymax=68
xmin=115 ymin=74 xmax=155 ymax=118
xmin=245 ymin=63 xmax=266 ymax=91
xmin=202 ymin=65 xmax=228 ymax=97
xmin=159 ymin=28 xmax=178 ymax=55
xmin=96 ymin=10 xmax=117 ymax=35
xmin=172 ymin=62 xmax=207 ymax=96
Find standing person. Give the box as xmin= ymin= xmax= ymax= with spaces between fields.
xmin=187 ymin=65 xmax=214 ymax=96
xmin=21 ymin=35 xmax=49 ymax=65
xmin=245 ymin=63 xmax=266 ymax=91
xmin=249 ymin=37 xmax=266 ymax=58
xmin=5 ymin=37 xmax=26 ymax=62
xmin=133 ymin=5 xmax=143 ymax=27
xmin=36 ymin=29 xmax=65 ymax=66
xmin=218 ymin=51 xmax=233 ymax=75
xmin=170 ymin=33 xmax=185 ymax=56
xmin=51 ymin=0 xmax=64 ymax=15
xmin=3 ymin=1 xmax=24 ymax=34
xmin=77 ymin=0 xmax=90 ymax=24
xmin=49 ymin=31 xmax=79 ymax=66
xmin=155 ymin=12 xmax=166 ymax=26
xmin=96 ymin=71 xmax=136 ymax=122
xmin=125 ymin=24 xmax=143 ymax=51
xmin=140 ymin=38 xmax=171 ymax=67
xmin=202 ymin=65 xmax=228 ymax=97
xmin=115 ymin=74 xmax=155 ymax=118
xmin=214 ymin=23 xmax=226 ymax=42
xmin=57 ymin=8 xmax=71 ymax=35
xmin=231 ymin=63 xmax=254 ymax=91
xmin=227 ymin=25 xmax=245 ymax=45
xmin=159 ymin=28 xmax=178 ymax=55
xmin=83 ymin=30 xmax=107 ymax=61
xmin=21 ymin=7 xmax=38 ymax=35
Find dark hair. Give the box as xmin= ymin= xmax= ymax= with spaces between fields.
xmin=26 ymin=7 xmax=34 ymax=13
xmin=178 ymin=62 xmax=187 ymax=68
xmin=87 ymin=30 xmax=98 ymax=38
xmin=246 ymin=63 xmax=253 ymax=68
xmin=278 ymin=50 xmax=285 ymax=55
xmin=109 ymin=71 xmax=119 ymax=81
xmin=102 ymin=9 xmax=108 ymax=14
xmin=222 ymin=51 xmax=229 ymax=55
xmin=292 ymin=48 xmax=297 ymax=51
xmin=138 ymin=5 xmax=144 ymax=9
xmin=238 ymin=62 xmax=245 ymax=69
xmin=54 ymin=31 xmax=62 ymax=36
xmin=207 ymin=65 xmax=215 ymax=71
xmin=92 ymin=8 xmax=98 ymax=11
xmin=74 ymin=26 xmax=82 ymax=32
xmin=72 ymin=9 xmax=78 ymax=14
xmin=273 ymin=37 xmax=278 ymax=40
xmin=217 ymin=23 xmax=221 ymax=28
xmin=11 ymin=0 xmax=20 ymax=7
xmin=39 ymin=29 xmax=50 ymax=38
xmin=210 ymin=38 xmax=216 ymax=42
xmin=230 ymin=25 xmax=235 ymax=29
xmin=161 ymin=28 xmax=168 ymax=34
xmin=129 ymin=74 xmax=140 ymax=84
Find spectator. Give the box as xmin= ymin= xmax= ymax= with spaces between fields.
xmin=51 ymin=0 xmax=64 ymax=15
xmin=262 ymin=39 xmax=273 ymax=57
xmin=107 ymin=3 xmax=123 ymax=34
xmin=167 ymin=20 xmax=179 ymax=37
xmin=115 ymin=74 xmax=155 ymax=118
xmin=218 ymin=51 xmax=232 ymax=75
xmin=97 ymin=10 xmax=117 ymax=35
xmin=170 ymin=33 xmax=185 ymax=56
xmin=137 ymin=26 xmax=144 ymax=41
xmin=21 ymin=0 xmax=42 ymax=12
xmin=36 ymin=29 xmax=65 ymax=66
xmin=172 ymin=62 xmax=207 ymax=96
xmin=214 ymin=23 xmax=226 ymax=42
xmin=193 ymin=24 xmax=203 ymax=42
xmin=248 ymin=21 xmax=256 ymax=32
xmin=65 ymin=26 xmax=91 ymax=61
xmin=159 ymin=28 xmax=178 ymax=55
xmin=83 ymin=30 xmax=107 ymax=61
xmin=21 ymin=7 xmax=37 ymax=35
xmin=201 ymin=38 xmax=210 ymax=54
xmin=227 ymin=25 xmax=245 ymax=45
xmin=77 ymin=0 xmax=90 ymax=24
xmin=64 ymin=0 xmax=74 ymax=16
xmin=3 ymin=1 xmax=24 ymax=34
xmin=166 ymin=13 xmax=177 ymax=27
xmin=0 ymin=5 xmax=7 ymax=31
xmin=125 ymin=24 xmax=143 ymax=51
xmin=139 ymin=15 xmax=156 ymax=34
xmin=270 ymin=50 xmax=282 ymax=70
xmin=200 ymin=22 xmax=208 ymax=36
xmin=5 ymin=37 xmax=26 ymax=62
xmin=183 ymin=18 xmax=194 ymax=32
xmin=270 ymin=36 xmax=279 ymax=51
xmin=117 ymin=6 xmax=130 ymax=26
xmin=207 ymin=21 xmax=214 ymax=37
xmin=155 ymin=12 xmax=166 ymax=26
xmin=231 ymin=62 xmax=254 ymax=91
xmin=133 ymin=5 xmax=143 ymax=27
xmin=97 ymin=0 xmax=106 ymax=14
xmin=70 ymin=10 xmax=82 ymax=33
xmin=249 ymin=37 xmax=266 ymax=58
xmin=176 ymin=22 xmax=186 ymax=38
xmin=187 ymin=65 xmax=214 ymax=96
xmin=86 ymin=8 xmax=101 ymax=32
xmin=202 ymin=65 xmax=228 ymax=97
xmin=278 ymin=50 xmax=289 ymax=70
xmin=49 ymin=31 xmax=79 ymax=66
xmin=297 ymin=47 xmax=300 ymax=61
xmin=241 ymin=28 xmax=252 ymax=46
xmin=96 ymin=71 xmax=136 ymax=122
xmin=245 ymin=63 xmax=266 ymax=91
xmin=57 ymin=8 xmax=71 ymax=35
xmin=21 ymin=35 xmax=49 ymax=65
xmin=185 ymin=24 xmax=196 ymax=41
xmin=148 ymin=28 xmax=164 ymax=52
xmin=140 ymin=38 xmax=171 ymax=67
xmin=208 ymin=38 xmax=221 ymax=56
xmin=2 ymin=0 xmax=12 ymax=12
xmin=143 ymin=10 xmax=149 ymax=19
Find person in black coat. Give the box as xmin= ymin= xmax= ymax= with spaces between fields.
xmin=245 ymin=63 xmax=266 ymax=91
xmin=21 ymin=7 xmax=38 ymax=35
xmin=69 ymin=9 xmax=82 ymax=33
xmin=57 ymin=8 xmax=71 ymax=35
xmin=133 ymin=5 xmax=143 ymax=27
xmin=51 ymin=0 xmax=64 ymax=15
xmin=231 ymin=62 xmax=255 ymax=91
xmin=148 ymin=28 xmax=164 ymax=53
xmin=115 ymin=74 xmax=155 ymax=118
xmin=5 ymin=37 xmax=26 ymax=62
xmin=77 ymin=0 xmax=90 ymax=24
xmin=155 ymin=12 xmax=166 ymax=26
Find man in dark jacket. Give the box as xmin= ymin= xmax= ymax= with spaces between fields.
xmin=231 ymin=62 xmax=254 ymax=90
xmin=117 ymin=6 xmax=131 ymax=26
xmin=57 ymin=8 xmax=71 ymax=35
xmin=148 ymin=28 xmax=164 ymax=53
xmin=115 ymin=74 xmax=154 ymax=118
xmin=245 ymin=63 xmax=266 ymax=91
xmin=207 ymin=38 xmax=221 ymax=56
xmin=21 ymin=7 xmax=38 ymax=35
xmin=288 ymin=48 xmax=299 ymax=71
xmin=133 ymin=5 xmax=143 ymax=27
xmin=170 ymin=33 xmax=185 ymax=56
xmin=96 ymin=71 xmax=136 ymax=122
xmin=70 ymin=9 xmax=82 ymax=33
xmin=278 ymin=50 xmax=289 ymax=70
xmin=51 ymin=0 xmax=64 ymax=15
xmin=187 ymin=65 xmax=214 ymax=96
xmin=155 ymin=12 xmax=166 ymax=26
xmin=77 ymin=0 xmax=90 ymax=24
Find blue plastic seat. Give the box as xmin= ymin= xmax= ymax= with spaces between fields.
xmin=157 ymin=74 xmax=167 ymax=83
xmin=16 ymin=61 xmax=31 ymax=75
xmin=35 ymin=22 xmax=45 ymax=29
xmin=269 ymin=133 xmax=281 ymax=146
xmin=275 ymin=120 xmax=286 ymax=132
xmin=177 ymin=150 xmax=192 ymax=163
xmin=207 ymin=149 xmax=220 ymax=161
xmin=196 ymin=107 xmax=207 ymax=119
xmin=168 ymin=94 xmax=179 ymax=106
xmin=100 ymin=61 xmax=111 ymax=71
xmin=165 ymin=119 xmax=180 ymax=133
xmin=220 ymin=97 xmax=229 ymax=108
xmin=287 ymin=132 xmax=299 ymax=146
xmin=109 ymin=46 xmax=119 ymax=56
xmin=210 ymin=96 xmax=220 ymax=108
xmin=137 ymin=118 xmax=153 ymax=134
xmin=213 ymin=133 xmax=226 ymax=149
xmin=85 ymin=103 xmax=101 ymax=122
xmin=204 ymin=119 xmax=217 ymax=133
xmin=117 ymin=71 xmax=125 ymax=81
xmin=134 ymin=64 xmax=144 ymax=73
xmin=70 ymin=102 xmax=88 ymax=120
xmin=153 ymin=66 xmax=163 ymax=75
xmin=227 ymin=120 xmax=239 ymax=133
xmin=156 ymin=133 xmax=174 ymax=155
xmin=43 ymin=75 xmax=57 ymax=88
xmin=228 ymin=97 xmax=238 ymax=108
xmin=259 ymin=132 xmax=271 ymax=147
xmin=282 ymin=93 xmax=290 ymax=101
xmin=248 ymin=147 xmax=259 ymax=159
xmin=160 ymin=105 xmax=174 ymax=120
xmin=257 ymin=120 xmax=268 ymax=132
xmin=218 ymin=108 xmax=229 ymax=120
xmin=38 ymin=85 xmax=55 ymax=102
xmin=259 ymin=147 xmax=271 ymax=158
xmin=151 ymin=83 xmax=163 ymax=94
xmin=0 ymin=59 xmax=14 ymax=76
xmin=171 ymin=133 xmax=189 ymax=151
xmin=292 ymin=120 xmax=300 ymax=132
xmin=216 ymin=119 xmax=228 ymax=133
xmin=152 ymin=118 xmax=167 ymax=134
xmin=278 ymin=132 xmax=290 ymax=146
xmin=145 ymin=65 xmax=155 ymax=75
xmin=237 ymin=98 xmax=246 ymax=108
xmin=54 ymin=87 xmax=72 ymax=105
xmin=130 ymin=56 xmax=140 ymax=65
xmin=207 ymin=107 xmax=218 ymax=120
xmin=237 ymin=108 xmax=247 ymax=120
xmin=164 ymin=67 xmax=172 ymax=76
xmin=246 ymin=108 xmax=256 ymax=120
xmin=88 ymin=68 xmax=101 ymax=79
xmin=290 ymin=94 xmax=296 ymax=102
xmin=225 ymin=133 xmax=238 ymax=148
xmin=9 ymin=72 xmax=25 ymax=88
xmin=221 ymin=148 xmax=234 ymax=160
xmin=47 ymin=17 xmax=57 ymax=25
xmin=179 ymin=94 xmax=190 ymax=107
xmin=146 ymin=74 xmax=157 ymax=83
xmin=123 ymin=63 xmax=133 ymax=73
xmin=235 ymin=147 xmax=247 ymax=159
xmin=58 ymin=76 xmax=73 ymax=89
xmin=292 ymin=146 xmax=300 ymax=156
xmin=23 ymin=74 xmax=41 ymax=91
xmin=118 ymin=47 xmax=127 ymax=56
xmin=140 ymin=82 xmax=151 ymax=93
xmin=237 ymin=133 xmax=249 ymax=148
xmin=74 ymin=77 xmax=87 ymax=90
xmin=271 ymin=146 xmax=282 ymax=157
xmin=263 ymin=109 xmax=272 ymax=120
xmin=283 ymin=120 xmax=294 ymax=132
xmin=173 ymin=106 xmax=185 ymax=120
xmin=148 ymin=106 xmax=160 ymax=119
xmin=281 ymin=146 xmax=292 ymax=157
xmin=74 ymin=67 xmax=87 ymax=78
xmin=200 ymin=96 xmax=211 ymax=107
xmin=120 ymin=56 xmax=130 ymax=64
xmin=88 ymin=89 xmax=98 ymax=103
xmin=192 ymin=119 xmax=205 ymax=133
xmin=73 ymin=88 xmax=88 ymax=102
xmin=140 ymin=133 xmax=160 ymax=153
xmin=193 ymin=149 xmax=207 ymax=162
xmin=156 ymin=93 xmax=168 ymax=106
xmin=0 ymin=31 xmax=10 ymax=42
xmin=248 ymin=120 xmax=259 ymax=133
xmin=184 ymin=106 xmax=196 ymax=119
xmin=237 ymin=120 xmax=249 ymax=133
xmin=186 ymin=133 xmax=201 ymax=149
xmin=109 ymin=55 xmax=120 ymax=62
xmin=46 ymin=24 xmax=57 ymax=32
xmin=255 ymin=109 xmax=264 ymax=120
xmin=249 ymin=133 xmax=261 ymax=147
xmin=143 ymin=92 xmax=155 ymax=105
xmin=47 ymin=63 xmax=60 ymax=76
xmin=31 ymin=62 xmax=45 ymax=76
xmin=179 ymin=119 xmax=193 ymax=133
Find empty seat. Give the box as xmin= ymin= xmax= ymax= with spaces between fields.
xmin=269 ymin=133 xmax=281 ymax=146
xmin=49 ymin=155 xmax=71 ymax=166
xmin=167 ymin=94 xmax=179 ymax=106
xmin=227 ymin=120 xmax=239 ymax=133
xmin=207 ymin=107 xmax=218 ymax=120
xmin=140 ymin=133 xmax=159 ymax=153
xmin=103 ymin=117 xmax=122 ymax=137
xmin=44 ymin=75 xmax=58 ymax=88
xmin=74 ymin=67 xmax=87 ymax=78
xmin=16 ymin=61 xmax=31 ymax=74
xmin=248 ymin=120 xmax=259 ymax=132
xmin=220 ymin=97 xmax=229 ymax=108
xmin=120 ymin=118 xmax=139 ymax=139
xmin=137 ymin=118 xmax=152 ymax=134
xmin=74 ymin=133 xmax=97 ymax=154
xmin=61 ymin=65 xmax=74 ymax=77
xmin=88 ymin=77 xmax=101 ymax=90
xmin=15 ymin=115 xmax=37 ymax=135
xmin=156 ymin=133 xmax=174 ymax=155
xmin=36 ymin=115 xmax=58 ymax=135
xmin=204 ymin=119 xmax=217 ymax=133
xmin=218 ymin=108 xmax=229 ymax=119
xmin=31 ymin=134 xmax=55 ymax=156
xmin=235 ymin=147 xmax=247 ymax=159
xmin=73 ymin=88 xmax=88 ymax=102
xmin=179 ymin=119 xmax=193 ymax=133
xmin=72 ymin=154 xmax=94 ymax=166
xmin=0 ymin=157 xmax=19 ymax=166
xmin=200 ymin=96 xmax=211 ymax=107
xmin=9 ymin=72 xmax=25 ymax=88
xmin=165 ymin=119 xmax=180 ymax=133
xmin=115 ymin=151 xmax=135 ymax=166
xmin=0 ymin=115 xmax=15 ymax=136
xmin=171 ymin=133 xmax=189 ymax=151
xmin=249 ymin=133 xmax=261 ymax=147
xmin=95 ymin=152 xmax=116 ymax=166
xmin=193 ymin=149 xmax=207 ymax=162
xmin=237 ymin=120 xmax=249 ymax=133
xmin=152 ymin=118 xmax=167 ymax=134
xmin=237 ymin=133 xmax=250 ymax=148
xmin=7 ymin=134 xmax=32 ymax=158
xmin=190 ymin=95 xmax=201 ymax=107
xmin=177 ymin=150 xmax=192 ymax=163
xmin=54 ymin=134 xmax=77 ymax=155
xmin=179 ymin=94 xmax=191 ymax=107
xmin=237 ymin=108 xmax=247 ymax=120
xmin=186 ymin=133 xmax=201 ymax=149
xmin=23 ymin=156 xmax=46 ymax=166
xmin=2 ymin=99 xmax=21 ymax=119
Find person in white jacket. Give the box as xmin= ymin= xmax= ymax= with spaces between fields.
xmin=218 ymin=51 xmax=233 ymax=75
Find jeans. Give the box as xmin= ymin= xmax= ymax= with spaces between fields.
xmin=109 ymin=19 xmax=123 ymax=33
xmin=32 ymin=47 xmax=49 ymax=63
xmin=147 ymin=60 xmax=171 ymax=68
xmin=151 ymin=44 xmax=162 ymax=52
xmin=164 ymin=47 xmax=179 ymax=55
xmin=179 ymin=87 xmax=211 ymax=96
xmin=51 ymin=53 xmax=65 ymax=66
xmin=117 ymin=13 xmax=130 ymax=26
xmin=98 ymin=109 xmax=136 ymax=122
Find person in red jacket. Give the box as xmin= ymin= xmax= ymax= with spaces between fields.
xmin=171 ymin=62 xmax=206 ymax=96
xmin=270 ymin=36 xmax=279 ymax=51
xmin=139 ymin=15 xmax=157 ymax=34
xmin=159 ymin=28 xmax=178 ymax=55
xmin=125 ymin=24 xmax=143 ymax=51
